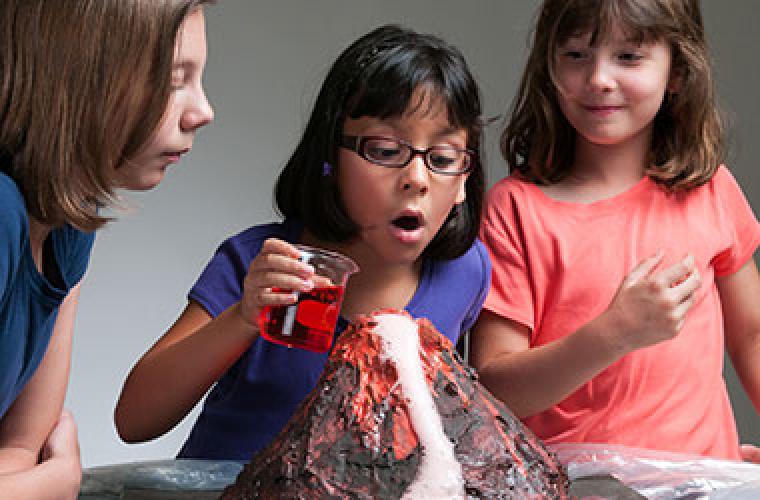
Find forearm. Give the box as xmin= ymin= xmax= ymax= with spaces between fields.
xmin=115 ymin=302 xmax=259 ymax=442
xmin=0 ymin=449 xmax=80 ymax=500
xmin=728 ymin=330 xmax=760 ymax=413
xmin=478 ymin=314 xmax=626 ymax=418
xmin=720 ymin=259 xmax=760 ymax=414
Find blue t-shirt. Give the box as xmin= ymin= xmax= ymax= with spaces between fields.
xmin=178 ymin=219 xmax=491 ymax=460
xmin=0 ymin=172 xmax=94 ymax=418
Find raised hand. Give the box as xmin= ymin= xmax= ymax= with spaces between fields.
xmin=603 ymin=251 xmax=702 ymax=355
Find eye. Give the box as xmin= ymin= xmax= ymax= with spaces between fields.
xmin=618 ymin=52 xmax=643 ymax=64
xmin=363 ymin=139 xmax=405 ymax=163
xmin=561 ymin=49 xmax=587 ymax=61
xmin=428 ymin=147 xmax=465 ymax=172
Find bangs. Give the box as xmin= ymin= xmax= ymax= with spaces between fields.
xmin=345 ymin=46 xmax=479 ymax=135
xmin=555 ymin=0 xmax=669 ymax=47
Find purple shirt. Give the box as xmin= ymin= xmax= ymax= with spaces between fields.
xmin=178 ymin=219 xmax=490 ymax=460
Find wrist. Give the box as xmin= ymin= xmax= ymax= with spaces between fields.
xmin=232 ymin=302 xmax=260 ymax=339
xmin=585 ymin=311 xmax=631 ymax=360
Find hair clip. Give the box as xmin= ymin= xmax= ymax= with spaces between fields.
xmin=322 ymin=161 xmax=333 ymax=176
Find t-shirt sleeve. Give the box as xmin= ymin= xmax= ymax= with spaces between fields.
xmin=55 ymin=225 xmax=95 ymax=288
xmin=460 ymin=238 xmax=492 ymax=332
xmin=189 ymin=238 xmax=249 ymax=318
xmin=479 ymin=181 xmax=535 ymax=331
xmin=711 ymin=166 xmax=760 ymax=277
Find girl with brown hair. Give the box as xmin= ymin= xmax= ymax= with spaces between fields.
xmin=473 ymin=0 xmax=760 ymax=460
xmin=0 ymin=1 xmax=213 ymax=496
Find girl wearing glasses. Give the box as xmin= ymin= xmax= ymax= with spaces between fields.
xmin=114 ymin=24 xmax=490 ymax=461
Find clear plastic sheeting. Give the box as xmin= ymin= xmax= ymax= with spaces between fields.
xmin=76 ymin=447 xmax=760 ymax=499
xmin=77 ymin=459 xmax=243 ymax=500
xmin=554 ymin=443 xmax=760 ymax=499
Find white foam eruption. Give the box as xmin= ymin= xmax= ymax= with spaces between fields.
xmin=374 ymin=313 xmax=464 ymax=500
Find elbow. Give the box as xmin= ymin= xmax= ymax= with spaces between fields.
xmin=113 ymin=401 xmax=148 ymax=444
xmin=476 ymin=364 xmax=532 ymax=420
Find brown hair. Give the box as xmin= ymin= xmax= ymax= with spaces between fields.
xmin=502 ymin=0 xmax=724 ymax=191
xmin=0 ymin=0 xmax=213 ymax=231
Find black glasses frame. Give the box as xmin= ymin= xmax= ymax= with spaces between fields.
xmin=340 ymin=135 xmax=475 ymax=175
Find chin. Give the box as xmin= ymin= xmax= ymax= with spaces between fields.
xmin=124 ymin=176 xmax=165 ymax=192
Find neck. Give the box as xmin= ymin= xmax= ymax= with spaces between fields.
xmin=571 ymin=127 xmax=652 ymax=187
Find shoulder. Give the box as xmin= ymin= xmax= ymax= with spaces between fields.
xmin=0 ymin=172 xmax=27 ymax=255
xmin=707 ymin=164 xmax=744 ymax=193
xmin=215 ymin=220 xmax=300 ymax=264
xmin=429 ymin=239 xmax=491 ymax=290
xmin=0 ymin=172 xmax=27 ymax=228
xmin=485 ymin=173 xmax=534 ymax=202
xmin=687 ymin=164 xmax=752 ymax=210
xmin=0 ymin=173 xmax=28 ymax=293
xmin=483 ymin=173 xmax=543 ymax=224
xmin=51 ymin=224 xmax=96 ymax=288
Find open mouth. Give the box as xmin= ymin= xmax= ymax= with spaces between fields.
xmin=392 ymin=214 xmax=422 ymax=231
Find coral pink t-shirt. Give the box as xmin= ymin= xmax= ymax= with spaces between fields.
xmin=480 ymin=165 xmax=760 ymax=459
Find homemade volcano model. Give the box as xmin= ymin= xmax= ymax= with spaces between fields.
xmin=222 ymin=310 xmax=568 ymax=499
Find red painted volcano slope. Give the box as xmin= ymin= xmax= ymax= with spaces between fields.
xmin=222 ymin=310 xmax=568 ymax=499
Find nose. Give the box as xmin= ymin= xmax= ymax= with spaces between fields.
xmin=181 ymin=88 xmax=214 ymax=132
xmin=399 ymin=155 xmax=429 ymax=194
xmin=587 ymin=58 xmax=615 ymax=93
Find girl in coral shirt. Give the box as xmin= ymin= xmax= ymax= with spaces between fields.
xmin=473 ymin=0 xmax=760 ymax=460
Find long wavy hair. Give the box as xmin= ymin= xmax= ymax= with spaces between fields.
xmin=0 ymin=0 xmax=213 ymax=231
xmin=502 ymin=0 xmax=724 ymax=191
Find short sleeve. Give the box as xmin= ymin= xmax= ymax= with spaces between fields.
xmin=479 ymin=180 xmax=535 ymax=331
xmin=188 ymin=222 xmax=299 ymax=318
xmin=460 ymin=239 xmax=491 ymax=332
xmin=188 ymin=238 xmax=250 ymax=318
xmin=710 ymin=166 xmax=760 ymax=277
xmin=52 ymin=225 xmax=95 ymax=288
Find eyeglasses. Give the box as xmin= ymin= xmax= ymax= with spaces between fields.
xmin=340 ymin=135 xmax=475 ymax=175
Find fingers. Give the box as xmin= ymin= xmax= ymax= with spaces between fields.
xmin=741 ymin=444 xmax=760 ymax=463
xmin=241 ymin=239 xmax=317 ymax=322
xmin=659 ymin=254 xmax=696 ymax=287
xmin=42 ymin=409 xmax=80 ymax=461
xmin=251 ymin=239 xmax=315 ymax=291
xmin=624 ymin=250 xmax=665 ymax=285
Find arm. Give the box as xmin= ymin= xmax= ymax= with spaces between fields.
xmin=471 ymin=253 xmax=701 ymax=418
xmin=0 ymin=285 xmax=82 ymax=499
xmin=720 ymin=258 xmax=760 ymax=412
xmin=114 ymin=238 xmax=316 ymax=442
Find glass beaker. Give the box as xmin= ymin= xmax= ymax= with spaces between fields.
xmin=258 ymin=244 xmax=358 ymax=352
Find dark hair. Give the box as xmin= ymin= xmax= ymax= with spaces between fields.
xmin=275 ymin=24 xmax=485 ymax=260
xmin=502 ymin=0 xmax=723 ymax=191
xmin=0 ymin=0 xmax=213 ymax=231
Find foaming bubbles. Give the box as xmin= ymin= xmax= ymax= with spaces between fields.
xmin=374 ymin=313 xmax=464 ymax=499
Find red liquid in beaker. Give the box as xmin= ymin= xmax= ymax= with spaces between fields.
xmin=258 ymin=285 xmax=345 ymax=352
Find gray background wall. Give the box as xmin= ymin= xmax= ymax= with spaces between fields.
xmin=66 ymin=1 xmax=759 ymax=467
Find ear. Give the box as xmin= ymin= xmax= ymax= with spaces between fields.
xmin=454 ymin=173 xmax=469 ymax=204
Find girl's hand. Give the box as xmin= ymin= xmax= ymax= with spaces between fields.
xmin=740 ymin=443 xmax=760 ymax=463
xmin=40 ymin=410 xmax=80 ymax=464
xmin=40 ymin=410 xmax=82 ymax=497
xmin=238 ymin=238 xmax=316 ymax=330
xmin=603 ymin=251 xmax=702 ymax=355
